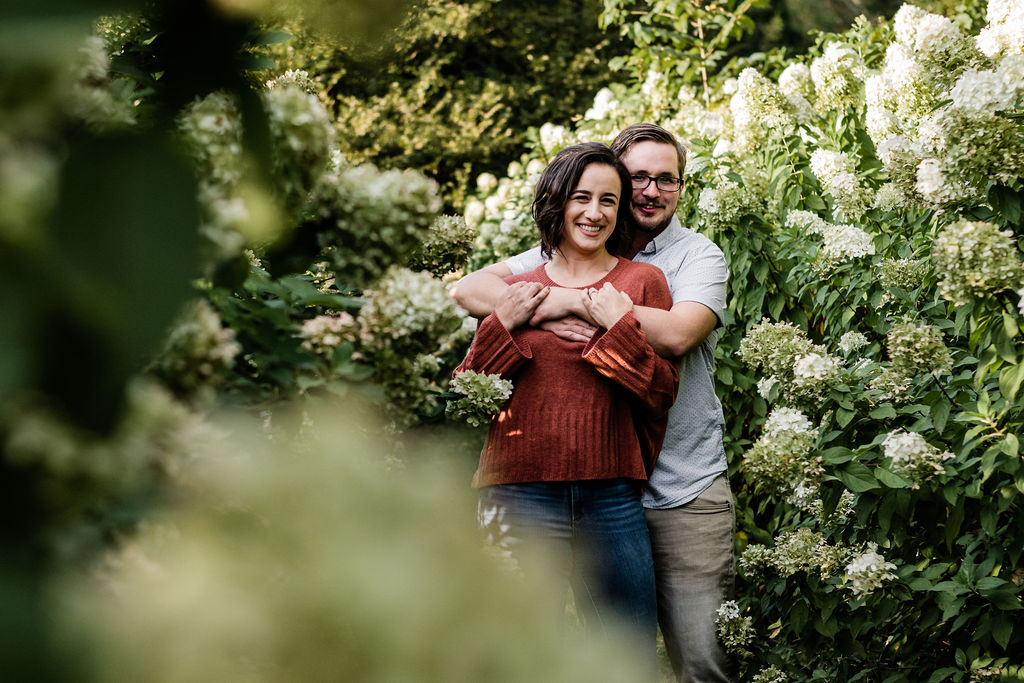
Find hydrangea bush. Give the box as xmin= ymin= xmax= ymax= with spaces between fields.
xmin=462 ymin=2 xmax=1024 ymax=679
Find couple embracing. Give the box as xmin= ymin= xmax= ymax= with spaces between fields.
xmin=451 ymin=124 xmax=735 ymax=683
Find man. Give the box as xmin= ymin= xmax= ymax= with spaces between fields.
xmin=451 ymin=123 xmax=734 ymax=683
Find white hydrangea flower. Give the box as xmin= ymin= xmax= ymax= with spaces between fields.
xmin=735 ymin=67 xmax=795 ymax=133
xmin=585 ymin=87 xmax=619 ymax=120
xmin=932 ymin=219 xmax=1024 ymax=304
xmin=845 ymin=544 xmax=898 ymax=598
xmin=820 ymin=223 xmax=875 ymax=262
xmin=757 ymin=375 xmax=779 ymax=399
xmin=714 ymin=601 xmax=755 ymax=655
xmin=810 ymin=42 xmax=864 ymax=112
xmin=764 ymin=407 xmax=814 ymax=436
xmin=785 ymin=209 xmax=829 ymax=235
xmin=538 ymin=123 xmax=574 ymax=155
xmin=778 ymin=62 xmax=814 ymax=99
xmin=976 ymin=0 xmax=1024 ymax=58
xmin=793 ymin=353 xmax=841 ymax=381
xmin=916 ymin=158 xmax=970 ymax=204
xmin=882 ymin=429 xmax=955 ymax=486
xmin=949 ymin=68 xmax=1016 ymax=115
xmin=873 ymin=182 xmax=909 ymax=212
xmin=1019 ymin=287 xmax=1024 ymax=317
xmin=839 ymin=331 xmax=869 ymax=354
xmin=300 ymin=313 xmax=357 ymax=357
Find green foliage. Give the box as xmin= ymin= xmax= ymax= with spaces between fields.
xmin=265 ymin=0 xmax=630 ymax=209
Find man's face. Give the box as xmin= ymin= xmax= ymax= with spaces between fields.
xmin=620 ymin=141 xmax=682 ymax=234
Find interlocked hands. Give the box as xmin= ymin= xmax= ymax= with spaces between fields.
xmin=581 ymin=282 xmax=633 ymax=331
xmin=494 ymin=281 xmax=550 ymax=330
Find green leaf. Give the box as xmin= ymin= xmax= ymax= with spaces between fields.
xmin=870 ymin=404 xmax=897 ymax=419
xmin=992 ymin=613 xmax=1013 ymax=649
xmin=931 ymin=400 xmax=951 ymax=434
xmin=926 ymin=668 xmax=958 ymax=683
xmin=998 ymin=362 xmax=1024 ymax=403
xmin=875 ymin=467 xmax=911 ymax=489
xmin=837 ymin=462 xmax=880 ymax=492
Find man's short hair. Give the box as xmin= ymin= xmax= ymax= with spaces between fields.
xmin=532 ymin=142 xmax=634 ymax=259
xmin=611 ymin=123 xmax=687 ymax=180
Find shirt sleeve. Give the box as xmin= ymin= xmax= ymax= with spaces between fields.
xmin=504 ymin=246 xmax=547 ymax=276
xmin=666 ymin=239 xmax=728 ymax=326
xmin=452 ymin=313 xmax=533 ymax=378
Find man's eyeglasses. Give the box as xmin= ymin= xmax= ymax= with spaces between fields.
xmin=630 ymin=174 xmax=683 ymax=192
xmin=630 ymin=174 xmax=682 ymax=192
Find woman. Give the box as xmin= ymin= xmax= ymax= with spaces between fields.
xmin=453 ymin=142 xmax=679 ymax=662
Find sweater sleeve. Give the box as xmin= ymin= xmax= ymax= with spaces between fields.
xmin=581 ymin=310 xmax=679 ymax=419
xmin=452 ymin=313 xmax=533 ymax=378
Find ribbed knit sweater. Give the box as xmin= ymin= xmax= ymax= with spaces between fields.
xmin=455 ymin=258 xmax=679 ymax=488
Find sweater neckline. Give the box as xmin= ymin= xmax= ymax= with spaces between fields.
xmin=538 ymin=257 xmax=627 ymax=289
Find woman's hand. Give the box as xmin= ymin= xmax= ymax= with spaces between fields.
xmin=494 ymin=281 xmax=550 ymax=330
xmin=581 ymin=282 xmax=633 ymax=330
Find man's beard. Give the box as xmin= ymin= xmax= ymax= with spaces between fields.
xmin=633 ymin=201 xmax=673 ymax=233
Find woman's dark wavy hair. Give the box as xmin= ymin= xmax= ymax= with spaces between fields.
xmin=532 ymin=142 xmax=634 ymax=259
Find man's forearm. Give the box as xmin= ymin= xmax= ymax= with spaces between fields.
xmin=633 ymin=302 xmax=718 ymax=358
xmin=449 ymin=270 xmax=510 ymax=318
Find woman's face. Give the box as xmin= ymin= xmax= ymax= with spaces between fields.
xmin=559 ymin=163 xmax=621 ymax=257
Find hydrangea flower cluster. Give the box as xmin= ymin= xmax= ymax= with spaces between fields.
xmin=311 ymin=164 xmax=443 ymax=289
xmin=697 ymin=179 xmax=758 ymax=233
xmin=445 ymin=371 xmax=514 ymax=427
xmin=892 ymin=4 xmax=978 ymax=78
xmin=740 ymin=528 xmax=849 ymax=579
xmin=810 ymin=43 xmax=865 ymax=113
xmin=751 ymin=665 xmax=788 ymax=683
xmin=263 ymin=81 xmax=335 ymax=211
xmin=406 ymin=214 xmax=476 ymax=279
xmin=732 ymin=68 xmax=795 ymax=134
xmin=739 ymin=319 xmax=842 ymax=408
xmin=743 ymin=408 xmax=820 ymax=496
xmin=878 ymin=258 xmax=924 ymax=291
xmin=872 ymin=182 xmax=910 ymax=212
xmin=886 ymin=320 xmax=952 ymax=377
xmin=932 ymin=220 xmax=1024 ymax=305
xmin=300 ymin=313 xmax=358 ymax=357
xmin=838 ymin=331 xmax=869 ymax=355
xmin=357 ymin=267 xmax=467 ymax=360
xmin=882 ymin=429 xmax=954 ymax=487
xmin=976 ymin=0 xmax=1024 ymax=58
xmin=538 ymin=122 xmax=578 ymax=157
xmin=778 ymin=62 xmax=815 ymax=101
xmin=178 ymin=92 xmax=260 ymax=263
xmin=868 ymin=367 xmax=913 ymax=403
xmin=844 ymin=543 xmax=898 ymax=598
xmin=354 ymin=268 xmax=466 ymax=425
xmin=809 ymin=148 xmax=870 ymax=220
xmin=819 ymin=222 xmax=875 ymax=264
xmin=866 ymin=5 xmax=1024 ymax=207
xmin=714 ymin=601 xmax=755 ymax=656
xmin=466 ymin=160 xmax=545 ymax=263
xmin=150 ymin=299 xmax=242 ymax=397
xmin=65 ymin=35 xmax=136 ymax=129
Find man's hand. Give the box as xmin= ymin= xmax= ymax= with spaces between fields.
xmin=538 ymin=315 xmax=598 ymax=343
xmin=582 ymin=282 xmax=633 ymax=330
xmin=494 ymin=281 xmax=550 ymax=330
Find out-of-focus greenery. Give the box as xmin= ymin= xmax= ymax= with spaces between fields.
xmin=264 ymin=0 xmax=632 ymax=209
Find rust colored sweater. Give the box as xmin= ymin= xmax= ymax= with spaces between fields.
xmin=455 ymin=258 xmax=680 ymax=488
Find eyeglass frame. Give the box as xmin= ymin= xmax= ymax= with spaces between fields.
xmin=629 ymin=173 xmax=683 ymax=192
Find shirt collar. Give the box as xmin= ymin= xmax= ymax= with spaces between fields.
xmin=637 ymin=215 xmax=684 ymax=256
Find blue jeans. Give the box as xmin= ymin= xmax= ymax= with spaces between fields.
xmin=478 ymin=479 xmax=657 ymax=666
xmin=645 ymin=473 xmax=736 ymax=683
